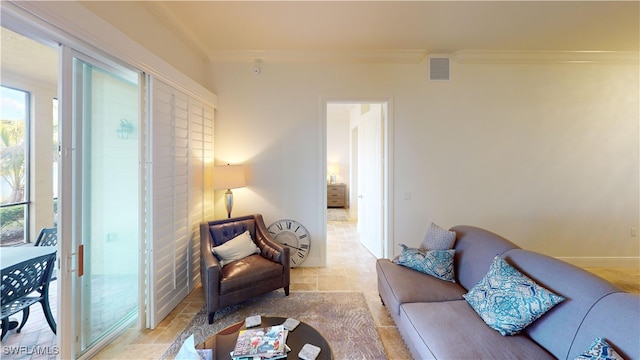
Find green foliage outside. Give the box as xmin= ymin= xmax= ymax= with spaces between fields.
xmin=1 ymin=119 xmax=27 ymax=244
xmin=1 ymin=119 xmax=26 ymax=204
xmin=0 ymin=204 xmax=24 ymax=227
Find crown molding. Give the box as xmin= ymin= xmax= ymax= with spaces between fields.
xmin=207 ymin=49 xmax=427 ymax=64
xmin=206 ymin=49 xmax=639 ymax=65
xmin=453 ymin=50 xmax=640 ymax=64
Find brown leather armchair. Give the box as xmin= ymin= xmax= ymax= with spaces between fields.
xmin=200 ymin=214 xmax=290 ymax=324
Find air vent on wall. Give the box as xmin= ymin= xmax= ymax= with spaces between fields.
xmin=429 ymin=56 xmax=450 ymax=81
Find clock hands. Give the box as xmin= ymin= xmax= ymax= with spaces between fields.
xmin=282 ymin=243 xmax=304 ymax=251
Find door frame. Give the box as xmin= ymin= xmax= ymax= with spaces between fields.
xmin=321 ymin=97 xmax=394 ymax=260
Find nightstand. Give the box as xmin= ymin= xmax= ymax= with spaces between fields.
xmin=327 ymin=184 xmax=347 ymax=208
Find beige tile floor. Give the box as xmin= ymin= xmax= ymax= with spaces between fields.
xmin=92 ymin=219 xmax=412 ymax=359
xmin=3 ymin=215 xmax=638 ymax=359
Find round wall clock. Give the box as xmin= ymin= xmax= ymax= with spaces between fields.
xmin=267 ymin=219 xmax=310 ymax=267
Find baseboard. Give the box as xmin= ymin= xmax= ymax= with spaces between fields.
xmin=557 ymin=257 xmax=640 ymax=268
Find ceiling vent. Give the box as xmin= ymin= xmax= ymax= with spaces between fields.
xmin=429 ymin=56 xmax=450 ymax=81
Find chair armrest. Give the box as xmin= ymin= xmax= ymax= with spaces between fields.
xmin=200 ymin=222 xmax=221 ymax=311
xmin=253 ymin=215 xmax=290 ymax=263
xmin=253 ymin=215 xmax=290 ymax=286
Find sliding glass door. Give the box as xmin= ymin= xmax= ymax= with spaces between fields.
xmin=60 ymin=47 xmax=142 ymax=358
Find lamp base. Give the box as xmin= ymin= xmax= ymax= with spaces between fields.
xmin=225 ymin=189 xmax=234 ymax=218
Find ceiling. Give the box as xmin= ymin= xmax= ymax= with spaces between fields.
xmin=133 ymin=1 xmax=639 ymax=61
xmin=2 ymin=1 xmax=638 ymax=90
xmin=1 ymin=27 xmax=58 ymax=87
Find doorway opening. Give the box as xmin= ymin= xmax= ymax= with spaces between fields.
xmin=325 ymin=101 xmax=391 ymax=259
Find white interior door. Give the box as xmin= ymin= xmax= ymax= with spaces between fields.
xmin=356 ymin=104 xmax=383 ymax=258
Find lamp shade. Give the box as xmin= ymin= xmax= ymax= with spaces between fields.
xmin=214 ymin=164 xmax=247 ymax=190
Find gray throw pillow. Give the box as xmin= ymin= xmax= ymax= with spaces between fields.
xmin=420 ymin=222 xmax=456 ymax=250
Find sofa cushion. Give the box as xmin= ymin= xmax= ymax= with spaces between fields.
xmin=394 ymin=244 xmax=456 ymax=282
xmin=463 ymin=256 xmax=565 ymax=336
xmin=574 ymin=337 xmax=624 ymax=360
xmin=220 ymin=254 xmax=283 ymax=294
xmin=569 ymin=292 xmax=640 ymax=360
xmin=449 ymin=225 xmax=520 ymax=291
xmin=501 ymin=250 xmax=623 ymax=359
xmin=376 ymin=259 xmax=466 ymax=318
xmin=420 ymin=222 xmax=456 ymax=250
xmin=213 ymin=230 xmax=260 ymax=267
xmin=399 ymin=301 xmax=555 ymax=360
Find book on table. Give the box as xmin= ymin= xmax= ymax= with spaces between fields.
xmin=232 ymin=325 xmax=287 ymax=359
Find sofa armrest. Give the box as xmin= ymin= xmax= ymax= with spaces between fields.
xmin=253 ymin=215 xmax=290 ymax=285
xmin=200 ymin=222 xmax=221 ymax=312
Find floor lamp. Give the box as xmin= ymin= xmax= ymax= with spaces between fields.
xmin=214 ymin=164 xmax=247 ymax=218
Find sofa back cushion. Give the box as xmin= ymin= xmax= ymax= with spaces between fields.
xmin=208 ymin=218 xmax=256 ymax=247
xmin=501 ymin=249 xmax=621 ymax=359
xmin=450 ymin=225 xmax=520 ymax=291
xmin=569 ymin=292 xmax=640 ymax=360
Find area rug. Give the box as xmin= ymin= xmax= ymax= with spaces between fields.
xmin=161 ymin=291 xmax=386 ymax=359
xmin=327 ymin=208 xmax=349 ymax=221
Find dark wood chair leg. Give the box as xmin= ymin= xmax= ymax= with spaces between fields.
xmin=208 ymin=312 xmax=215 ymax=324
xmin=284 ymin=286 xmax=290 ymax=296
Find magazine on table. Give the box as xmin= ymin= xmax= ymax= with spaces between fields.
xmin=232 ymin=325 xmax=287 ymax=359
xmin=230 ymin=344 xmax=290 ymax=360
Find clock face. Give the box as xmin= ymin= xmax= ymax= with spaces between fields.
xmin=267 ymin=219 xmax=310 ymax=267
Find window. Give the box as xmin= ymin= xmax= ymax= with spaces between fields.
xmin=1 ymin=85 xmax=30 ymax=245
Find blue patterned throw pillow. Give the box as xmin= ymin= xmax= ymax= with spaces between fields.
xmin=393 ymin=244 xmax=456 ymax=282
xmin=463 ymin=256 xmax=565 ymax=336
xmin=575 ymin=337 xmax=624 ymax=360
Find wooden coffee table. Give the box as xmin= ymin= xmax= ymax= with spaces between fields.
xmin=196 ymin=316 xmax=333 ymax=360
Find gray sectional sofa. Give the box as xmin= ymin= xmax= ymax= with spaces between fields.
xmin=377 ymin=225 xmax=640 ymax=359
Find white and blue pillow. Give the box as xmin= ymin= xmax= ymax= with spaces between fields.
xmin=463 ymin=256 xmax=565 ymax=336
xmin=575 ymin=337 xmax=624 ymax=360
xmin=393 ymin=244 xmax=456 ymax=282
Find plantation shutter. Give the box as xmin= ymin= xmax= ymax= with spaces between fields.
xmin=147 ymin=77 xmax=214 ymax=328
xmin=188 ymin=97 xmax=214 ymax=285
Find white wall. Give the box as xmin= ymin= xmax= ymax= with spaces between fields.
xmin=80 ymin=1 xmax=207 ymax=88
xmin=326 ymin=104 xmax=351 ymax=186
xmin=207 ymin=58 xmax=639 ymax=267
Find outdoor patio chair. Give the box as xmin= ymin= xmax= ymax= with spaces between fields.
xmin=34 ymin=226 xmax=58 ymax=281
xmin=1 ymin=251 xmax=57 ymax=340
xmin=34 ymin=227 xmax=57 ymax=247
